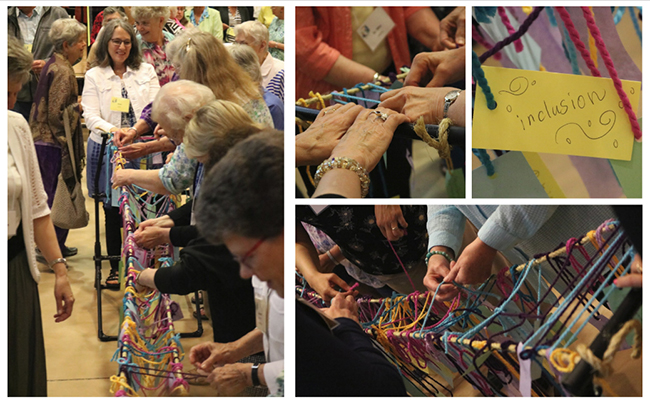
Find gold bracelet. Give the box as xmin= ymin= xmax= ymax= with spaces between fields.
xmin=314 ymin=157 xmax=370 ymax=198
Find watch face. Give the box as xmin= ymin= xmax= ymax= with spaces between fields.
xmin=445 ymin=90 xmax=461 ymax=102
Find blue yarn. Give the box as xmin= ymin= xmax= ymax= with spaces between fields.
xmin=330 ymin=91 xmax=380 ymax=104
xmin=474 ymin=7 xmax=498 ymax=23
xmin=472 ymin=149 xmax=495 ymax=176
xmin=629 ymin=7 xmax=642 ymax=43
xmin=545 ymin=8 xmax=557 ymax=27
xmin=471 ymin=51 xmax=496 ymax=110
xmin=614 ymin=6 xmax=626 ymax=24
xmin=559 ymin=23 xmax=581 ymax=75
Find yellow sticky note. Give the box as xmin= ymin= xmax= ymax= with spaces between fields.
xmin=521 ymin=152 xmax=566 ymax=198
xmin=24 ymin=43 xmax=33 ymax=53
xmin=473 ymin=67 xmax=640 ymax=161
xmin=110 ymin=97 xmax=130 ymax=113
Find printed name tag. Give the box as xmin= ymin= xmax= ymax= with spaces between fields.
xmin=357 ymin=7 xmax=395 ymax=52
xmin=473 ymin=67 xmax=640 ymax=160
xmin=110 ymin=97 xmax=130 ymax=113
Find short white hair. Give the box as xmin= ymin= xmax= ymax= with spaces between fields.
xmin=151 ymin=80 xmax=216 ymax=141
xmin=132 ymin=6 xmax=169 ymax=21
xmin=234 ymin=21 xmax=269 ymax=49
xmin=49 ymin=18 xmax=86 ymax=53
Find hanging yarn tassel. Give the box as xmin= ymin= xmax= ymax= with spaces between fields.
xmin=580 ymin=7 xmax=642 ymax=140
xmin=472 ymin=149 xmax=496 ymax=177
xmin=555 ymin=7 xmax=601 ymax=77
xmin=498 ymin=7 xmax=524 ymax=52
xmin=545 ymin=7 xmax=558 ymax=27
xmin=472 ymin=51 xmax=497 ymax=110
xmin=413 ymin=116 xmax=454 ymax=169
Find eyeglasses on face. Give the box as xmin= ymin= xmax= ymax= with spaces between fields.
xmin=110 ymin=39 xmax=132 ymax=47
xmin=233 ymin=237 xmax=266 ymax=268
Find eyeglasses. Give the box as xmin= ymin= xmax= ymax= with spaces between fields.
xmin=110 ymin=39 xmax=132 ymax=47
xmin=233 ymin=237 xmax=266 ymax=268
xmin=234 ymin=39 xmax=249 ymax=46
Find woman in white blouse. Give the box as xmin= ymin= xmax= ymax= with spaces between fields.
xmin=82 ymin=19 xmax=160 ymax=288
xmin=7 ymin=37 xmax=75 ymax=397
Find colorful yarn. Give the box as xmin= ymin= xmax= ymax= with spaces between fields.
xmin=479 ymin=7 xmax=545 ymax=63
xmin=555 ymin=7 xmax=601 ymax=77
xmin=472 ymin=25 xmax=502 ymax=61
xmin=629 ymin=7 xmax=642 ymax=43
xmin=581 ymin=7 xmax=642 ymax=140
xmin=474 ymin=7 xmax=498 ymax=23
xmin=497 ymin=7 xmax=524 ymax=52
xmin=472 ymin=148 xmax=495 ymax=177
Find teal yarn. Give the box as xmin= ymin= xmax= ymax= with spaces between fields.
xmin=472 ymin=149 xmax=495 ymax=176
xmin=472 ymin=51 xmax=496 ymax=110
xmin=474 ymin=7 xmax=498 ymax=23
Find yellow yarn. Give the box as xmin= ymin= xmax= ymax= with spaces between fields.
xmin=413 ymin=116 xmax=454 ymax=170
xmin=308 ymin=91 xmax=327 ymax=109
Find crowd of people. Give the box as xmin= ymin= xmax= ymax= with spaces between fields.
xmin=295 ymin=6 xmax=466 ymax=198
xmin=8 ymin=5 xmax=284 ymax=397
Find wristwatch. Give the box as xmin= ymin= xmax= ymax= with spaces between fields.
xmin=443 ymin=90 xmax=462 ymax=119
xmin=251 ymin=363 xmax=261 ymax=386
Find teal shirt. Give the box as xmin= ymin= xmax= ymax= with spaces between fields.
xmin=268 ymin=17 xmax=284 ymax=61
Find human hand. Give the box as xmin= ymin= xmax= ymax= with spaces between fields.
xmin=329 ymin=107 xmax=409 ymax=172
xmin=446 ymin=238 xmax=496 ymax=286
xmin=136 ymin=216 xmax=175 ymax=234
xmin=134 ymin=226 xmax=171 ymax=249
xmin=424 ymin=250 xmax=458 ymax=301
xmin=321 ymin=293 xmax=359 ymax=323
xmin=32 ymin=59 xmax=46 ymax=75
xmin=113 ymin=127 xmax=137 ymax=147
xmin=379 ymin=86 xmax=452 ymax=124
xmin=295 ymin=103 xmax=364 ymax=166
xmin=307 ymin=272 xmax=351 ymax=302
xmin=189 ymin=342 xmax=238 ymax=372
xmin=615 ymin=254 xmax=642 ymax=288
xmin=53 ymin=274 xmax=75 ymax=322
xmin=119 ymin=142 xmax=151 ymax=160
xmin=111 ymin=169 xmax=132 ymax=188
xmin=439 ymin=7 xmax=466 ymax=49
xmin=153 ymin=124 xmax=166 ymax=140
xmin=404 ymin=48 xmax=465 ymax=88
xmin=375 ymin=205 xmax=408 ymax=241
xmin=319 ymin=252 xmax=337 ymax=272
xmin=207 ymin=363 xmax=251 ymax=396
xmin=222 ymin=22 xmax=230 ymax=30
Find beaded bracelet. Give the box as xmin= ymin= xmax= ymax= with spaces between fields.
xmin=424 ymin=249 xmax=453 ymax=266
xmin=314 ymin=157 xmax=370 ymax=198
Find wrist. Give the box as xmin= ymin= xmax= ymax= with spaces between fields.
xmin=251 ymin=363 xmax=261 ymax=386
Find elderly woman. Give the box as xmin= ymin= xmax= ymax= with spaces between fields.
xmin=191 ymin=131 xmax=284 ymax=397
xmin=29 ymin=18 xmax=87 ymax=259
xmin=82 ymin=19 xmax=160 ymax=288
xmin=113 ymin=29 xmax=273 ymax=194
xmin=229 ymin=44 xmax=283 ymax=130
xmin=133 ymin=6 xmax=176 ymax=86
xmin=235 ymin=21 xmax=284 ymax=102
xmin=8 ymin=37 xmax=75 ymax=397
xmin=268 ymin=6 xmax=284 ymax=60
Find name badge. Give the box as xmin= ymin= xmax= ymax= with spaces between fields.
xmin=357 ymin=7 xmax=395 ymax=52
xmin=255 ymin=291 xmax=269 ymax=335
xmin=110 ymin=97 xmax=130 ymax=113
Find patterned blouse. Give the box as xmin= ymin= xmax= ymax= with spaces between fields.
xmin=139 ymin=31 xmax=176 ymax=87
xmin=296 ymin=206 xmax=429 ymax=276
xmin=158 ymin=97 xmax=274 ymax=195
xmin=268 ymin=16 xmax=284 ymax=61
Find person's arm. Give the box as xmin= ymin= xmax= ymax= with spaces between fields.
xmin=269 ymin=41 xmax=284 ymax=51
xmin=478 ymin=206 xmax=559 ymax=252
xmin=167 ymin=199 xmax=193 ymax=226
xmin=424 ymin=205 xmax=465 ymax=299
xmin=112 ymin=168 xmax=170 ymax=195
xmin=118 ymin=137 xmax=176 ymax=160
xmin=158 ymin=144 xmax=199 ymax=195
xmin=405 ymin=7 xmax=442 ymax=51
xmin=379 ymin=87 xmax=465 ymax=126
xmin=296 ymin=222 xmax=350 ymax=302
xmin=168 ymin=225 xmax=199 ymax=247
xmin=33 ymin=215 xmax=74 ymax=322
xmin=81 ymin=72 xmax=117 ymax=134
xmin=144 ymin=64 xmax=161 ymax=104
xmin=190 ymin=328 xmax=265 ymax=372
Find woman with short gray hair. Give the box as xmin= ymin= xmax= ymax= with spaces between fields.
xmin=133 ymin=6 xmax=176 ymax=86
xmin=29 ymin=17 xmax=87 ymax=258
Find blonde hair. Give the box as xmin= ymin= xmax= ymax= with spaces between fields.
xmin=185 ymin=100 xmax=263 ymax=168
xmin=151 ymin=80 xmax=216 ymax=142
xmin=228 ymin=44 xmax=262 ymax=87
xmin=166 ymin=29 xmax=261 ymax=105
xmin=132 ymin=6 xmax=169 ymax=21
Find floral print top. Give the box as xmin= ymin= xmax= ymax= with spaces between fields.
xmin=268 ymin=16 xmax=284 ymax=61
xmin=139 ymin=31 xmax=176 ymax=87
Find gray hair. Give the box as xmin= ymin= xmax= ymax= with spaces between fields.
xmin=132 ymin=6 xmax=169 ymax=21
xmin=234 ymin=21 xmax=269 ymax=48
xmin=196 ymin=130 xmax=284 ymax=243
xmin=151 ymin=80 xmax=216 ymax=142
xmin=228 ymin=44 xmax=262 ymax=86
xmin=8 ymin=36 xmax=33 ymax=84
xmin=49 ymin=18 xmax=86 ymax=53
xmin=103 ymin=7 xmax=128 ymax=23
xmin=94 ymin=19 xmax=142 ymax=69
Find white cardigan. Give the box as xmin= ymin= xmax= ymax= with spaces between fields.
xmin=7 ymin=111 xmax=51 ymax=283
xmin=82 ymin=63 xmax=160 ymax=143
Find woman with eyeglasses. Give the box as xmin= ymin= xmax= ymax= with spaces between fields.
xmin=82 ymin=19 xmax=160 ymax=288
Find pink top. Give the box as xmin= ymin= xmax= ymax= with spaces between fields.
xmin=296 ymin=7 xmax=426 ymax=100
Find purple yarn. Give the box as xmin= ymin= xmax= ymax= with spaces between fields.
xmin=479 ymin=7 xmax=545 ymax=64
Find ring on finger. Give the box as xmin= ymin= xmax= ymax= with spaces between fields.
xmin=323 ymin=107 xmax=339 ymax=115
xmin=391 ymin=227 xmax=398 ymax=231
xmin=373 ymin=110 xmax=388 ymax=122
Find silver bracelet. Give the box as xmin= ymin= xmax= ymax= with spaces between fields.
xmin=326 ymin=250 xmax=340 ymax=265
xmin=314 ymin=157 xmax=370 ymax=198
xmin=48 ymin=257 xmax=68 ymax=270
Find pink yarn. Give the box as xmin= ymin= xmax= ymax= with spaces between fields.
xmin=581 ymin=7 xmax=642 ymax=140
xmin=498 ymin=7 xmax=524 ymax=52
xmin=555 ymin=7 xmax=601 ymax=77
xmin=472 ymin=25 xmax=502 ymax=60
xmin=115 ymin=390 xmax=128 ymax=397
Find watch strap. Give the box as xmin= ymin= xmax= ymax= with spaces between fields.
xmin=251 ymin=363 xmax=261 ymax=386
